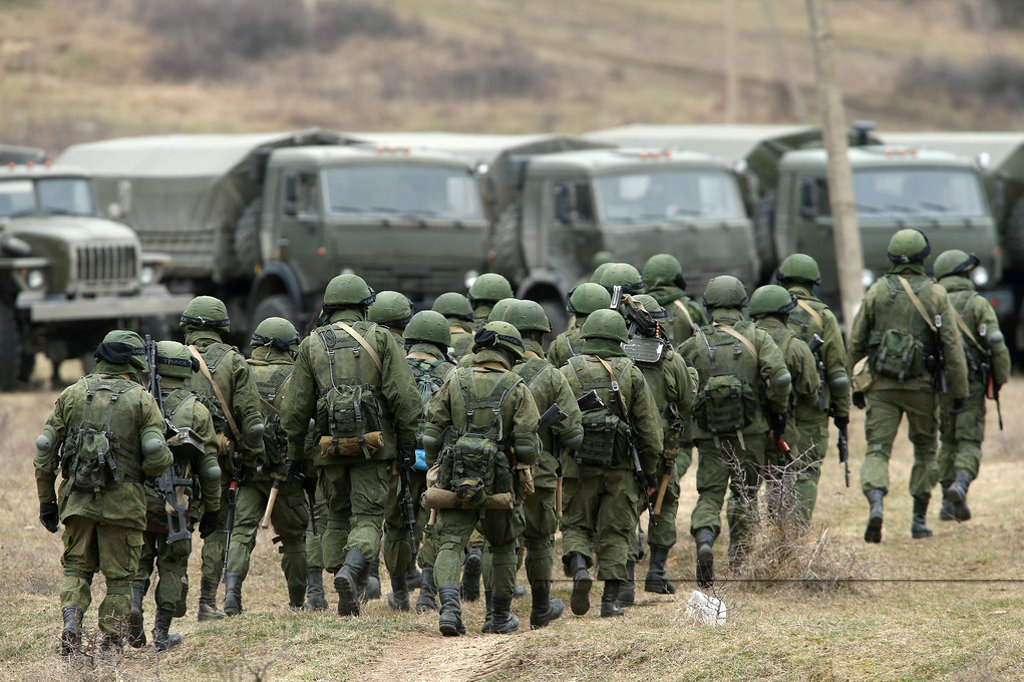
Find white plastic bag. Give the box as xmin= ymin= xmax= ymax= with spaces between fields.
xmin=685 ymin=590 xmax=727 ymax=626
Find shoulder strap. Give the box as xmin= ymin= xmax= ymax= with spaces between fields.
xmin=594 ymin=355 xmax=630 ymax=415
xmin=795 ymin=299 xmax=823 ymax=328
xmin=189 ymin=344 xmax=243 ymax=442
xmin=716 ymin=323 xmax=758 ymax=357
xmin=896 ymin=275 xmax=938 ymax=333
xmin=949 ymin=301 xmax=984 ymax=352
xmin=333 ymin=321 xmax=384 ymax=372
xmin=672 ymin=300 xmax=695 ymax=329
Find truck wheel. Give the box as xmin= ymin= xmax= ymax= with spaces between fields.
xmin=235 ymin=199 xmax=263 ymax=272
xmin=251 ymin=294 xmax=300 ymax=335
xmin=539 ymin=299 xmax=568 ymax=351
xmin=0 ymin=303 xmax=22 ymax=391
xmin=753 ymin=191 xmax=778 ymax=284
xmin=140 ymin=314 xmax=173 ymax=342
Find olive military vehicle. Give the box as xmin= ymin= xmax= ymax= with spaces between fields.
xmin=1 ymin=145 xmax=48 ymax=165
xmin=0 ymin=161 xmax=191 ymax=389
xmin=58 ymin=129 xmax=489 ymax=340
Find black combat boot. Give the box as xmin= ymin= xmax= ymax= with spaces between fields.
xmin=174 ymin=576 xmax=188 ymax=618
xmin=304 ymin=567 xmax=328 ymax=611
xmin=911 ymin=494 xmax=933 ymax=539
xmin=128 ymin=583 xmax=146 ymax=648
xmin=567 ymin=552 xmax=592 ymax=616
xmin=406 ymin=565 xmax=423 ymax=591
xmin=644 ymin=545 xmax=676 ymax=594
xmin=387 ymin=571 xmax=410 ymax=612
xmin=437 ymin=585 xmax=466 ymax=637
xmin=461 ymin=546 xmax=483 ymax=602
xmin=528 ymin=582 xmax=564 ymax=629
xmin=152 ymin=607 xmax=183 ymax=652
xmin=334 ymin=548 xmax=368 ymax=616
xmin=222 ymin=573 xmax=243 ymax=616
xmin=100 ymin=634 xmax=123 ymax=656
xmin=512 ymin=584 xmax=527 ymax=598
xmin=694 ymin=528 xmax=715 ymax=588
xmin=600 ymin=580 xmax=624 ymax=618
xmin=363 ymin=557 xmax=381 ymax=601
xmin=939 ymin=483 xmax=956 ymax=521
xmin=864 ymin=489 xmax=884 ymax=543
xmin=946 ymin=472 xmax=973 ymax=521
xmin=197 ymin=578 xmax=225 ymax=621
xmin=481 ymin=591 xmax=494 ymax=633
xmin=416 ymin=567 xmax=439 ymax=613
xmin=489 ymin=594 xmax=520 ymax=633
xmin=288 ymin=582 xmax=306 ymax=611
xmin=618 ymin=561 xmax=635 ymax=607
xmin=60 ymin=605 xmax=83 ymax=656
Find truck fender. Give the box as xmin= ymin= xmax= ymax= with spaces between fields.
xmin=249 ymin=261 xmax=306 ymax=317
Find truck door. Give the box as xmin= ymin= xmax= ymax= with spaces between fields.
xmin=277 ymin=169 xmax=326 ymax=291
xmin=542 ymin=178 xmax=598 ymax=282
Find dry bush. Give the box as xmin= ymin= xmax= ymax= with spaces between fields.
xmin=310 ymin=0 xmax=424 ymax=52
xmin=898 ymin=55 xmax=1024 ymax=110
xmin=418 ymin=41 xmax=553 ymax=100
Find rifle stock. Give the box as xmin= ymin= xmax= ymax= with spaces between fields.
xmin=838 ymin=425 xmax=850 ymax=488
xmin=145 ymin=335 xmax=191 ymax=544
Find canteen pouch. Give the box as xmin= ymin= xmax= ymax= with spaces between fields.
xmin=871 ymin=328 xmax=926 ymax=381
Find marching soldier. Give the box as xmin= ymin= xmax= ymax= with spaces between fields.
xmin=432 ymin=292 xmax=476 ymax=361
xmin=547 ymin=284 xmax=612 ymax=368
xmin=467 ymin=274 xmax=515 ymax=330
xmin=642 ymin=254 xmax=707 ymax=346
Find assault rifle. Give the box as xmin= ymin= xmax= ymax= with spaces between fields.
xmin=837 ymin=421 xmax=850 ymax=487
xmin=610 ymin=286 xmax=662 ymax=340
xmin=144 ymin=335 xmax=191 ymax=544
xmin=398 ymin=461 xmax=419 ymax=565
xmin=537 ymin=402 xmax=569 ymax=518
xmin=807 ymin=334 xmax=826 ymax=412
xmin=933 ymin=314 xmax=948 ymax=394
xmin=222 ymin=460 xmax=239 ymax=582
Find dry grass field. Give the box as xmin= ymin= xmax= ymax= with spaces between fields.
xmin=1 ymin=373 xmax=1022 ymax=681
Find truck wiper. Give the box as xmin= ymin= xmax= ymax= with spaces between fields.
xmin=332 ymin=205 xmax=369 ymax=213
xmin=855 ymin=203 xmax=881 ymax=214
xmin=918 ymin=201 xmax=949 ymax=213
xmin=884 ymin=204 xmax=914 ymax=214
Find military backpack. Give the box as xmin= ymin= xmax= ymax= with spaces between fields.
xmin=692 ymin=322 xmax=760 ymax=444
xmin=566 ymin=356 xmax=631 ymax=467
xmin=868 ymin=276 xmax=938 ymax=382
xmin=408 ymin=356 xmax=451 ymax=470
xmin=249 ymin=360 xmax=294 ymax=465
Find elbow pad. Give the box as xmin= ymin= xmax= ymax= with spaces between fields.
xmin=36 ymin=425 xmax=57 ymax=453
xmin=513 ymin=434 xmax=538 ymax=464
xmin=986 ymin=330 xmax=1004 ymax=346
xmin=828 ymin=372 xmax=850 ymax=392
xmin=143 ymin=437 xmax=165 ymax=456
xmin=203 ymin=464 xmax=222 ymax=481
xmin=245 ymin=422 xmax=265 ymax=445
xmin=421 ymin=424 xmax=443 ymax=455
xmin=559 ymin=425 xmax=584 ymax=450
xmin=773 ymin=371 xmax=792 ymax=388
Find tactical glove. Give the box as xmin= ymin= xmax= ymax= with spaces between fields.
xmin=199 ymin=510 xmax=220 ymax=539
xmin=287 ymin=460 xmax=306 ymax=484
xmin=235 ymin=463 xmax=256 ymax=486
xmin=39 ymin=501 xmax=59 ymax=534
xmin=769 ymin=412 xmax=786 ymax=436
xmin=398 ymin=445 xmax=417 ymax=472
xmin=268 ymin=461 xmax=289 ymax=482
xmin=951 ymin=397 xmax=968 ymax=415
xmin=853 ymin=392 xmax=867 ymax=410
xmin=302 ymin=473 xmax=319 ymax=496
xmin=833 ymin=415 xmax=850 ymax=430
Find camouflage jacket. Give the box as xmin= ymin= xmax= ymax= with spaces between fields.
xmin=938 ymin=276 xmax=1011 ymax=388
xmin=785 ymin=284 xmax=851 ymax=419
xmin=406 ymin=343 xmax=457 ymax=448
xmin=646 ymin=284 xmax=707 ymax=346
xmin=445 ymin=319 xmax=475 ymax=361
xmin=756 ymin=317 xmax=821 ymax=412
xmin=546 ymin=321 xmax=584 ymax=368
xmin=636 ymin=343 xmax=698 ymax=457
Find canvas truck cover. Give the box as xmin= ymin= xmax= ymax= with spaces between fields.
xmin=57 ymin=128 xmax=341 ymax=282
xmin=0 ymin=144 xmax=48 ymax=165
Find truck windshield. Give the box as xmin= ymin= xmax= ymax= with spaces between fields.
xmin=322 ymin=165 xmax=484 ymax=220
xmin=853 ymin=168 xmax=986 ymax=218
xmin=594 ymin=169 xmax=745 ymax=223
xmin=0 ymin=177 xmax=95 ymax=217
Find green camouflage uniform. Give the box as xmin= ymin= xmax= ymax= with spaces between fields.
xmin=35 ymin=363 xmax=172 ymax=638
xmin=448 ymin=321 xmax=475 ymax=361
xmin=546 ymin=318 xmax=584 ymax=368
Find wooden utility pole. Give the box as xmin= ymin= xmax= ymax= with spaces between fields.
xmin=724 ymin=0 xmax=739 ymax=122
xmin=806 ymin=0 xmax=863 ymax=330
xmin=761 ymin=0 xmax=807 ymax=120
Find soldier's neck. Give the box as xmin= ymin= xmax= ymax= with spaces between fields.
xmin=327 ymin=309 xmax=364 ymax=324
xmin=711 ymin=309 xmax=744 ymax=325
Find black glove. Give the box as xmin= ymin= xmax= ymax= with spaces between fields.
xmin=235 ymin=463 xmax=256 ymax=486
xmin=39 ymin=501 xmax=59 ymax=533
xmin=951 ymin=397 xmax=968 ymax=415
xmin=769 ymin=412 xmax=786 ymax=436
xmin=833 ymin=415 xmax=850 ymax=430
xmin=302 ymin=473 xmax=318 ymax=496
xmin=199 ymin=510 xmax=220 ymax=538
xmin=286 ymin=460 xmax=306 ymax=484
xmin=853 ymin=392 xmax=867 ymax=410
xmin=398 ymin=445 xmax=416 ymax=472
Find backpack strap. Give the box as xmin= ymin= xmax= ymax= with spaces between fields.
xmin=895 ymin=275 xmax=938 ymax=333
xmin=795 ymin=299 xmax=823 ymax=329
xmin=672 ymin=300 xmax=699 ymax=332
xmin=189 ymin=344 xmax=243 ymax=443
xmin=716 ymin=323 xmax=758 ymax=357
xmin=333 ymin=321 xmax=384 ymax=372
xmin=950 ymin=296 xmax=986 ymax=353
xmin=594 ymin=355 xmax=630 ymax=416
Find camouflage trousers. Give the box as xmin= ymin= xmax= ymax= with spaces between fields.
xmin=305 ymin=480 xmax=328 ymax=570
xmin=938 ymin=385 xmax=988 ymax=484
xmin=383 ymin=469 xmax=429 ymax=578
xmin=319 ymin=460 xmax=391 ymax=572
xmin=433 ymin=506 xmax=524 ymax=598
xmin=792 ymin=403 xmax=830 ymax=522
xmin=134 ymin=523 xmax=192 ymax=610
xmin=689 ymin=435 xmax=767 ymax=553
xmin=861 ymin=388 xmax=939 ymax=497
xmin=61 ymin=515 xmax=143 ymax=637
xmin=561 ymin=467 xmax=640 ymax=582
xmin=226 ymin=478 xmax=309 ymax=593
xmin=200 ymin=485 xmax=231 ymax=583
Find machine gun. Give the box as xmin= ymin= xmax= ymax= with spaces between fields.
xmin=611 ymin=286 xmax=666 ymax=365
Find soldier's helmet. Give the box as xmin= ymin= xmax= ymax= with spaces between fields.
xmin=632 ymin=294 xmax=666 ymax=319
xmin=933 ymin=249 xmax=980 ymax=280
xmin=403 ymin=310 xmax=451 ymax=348
xmin=487 ymin=297 xmax=518 ymax=323
xmin=580 ymin=308 xmax=629 ymax=343
xmin=432 ymin=292 xmax=474 ymax=321
xmin=887 ymin=228 xmax=931 ymax=264
xmin=591 ymin=250 xmax=616 ymax=271
xmin=180 ymin=295 xmax=230 ymax=332
xmin=96 ymin=329 xmax=148 ymax=372
xmin=503 ymin=300 xmax=551 ymax=333
xmin=473 ymin=320 xmax=524 ymax=360
xmin=156 ymin=340 xmax=198 ymax=378
xmin=251 ymin=317 xmax=300 ymax=351
xmin=368 ymin=291 xmax=413 ymax=328
xmin=749 ymin=285 xmax=798 ymax=319
xmin=567 ymin=283 xmax=612 ymax=315
xmin=777 ymin=253 xmax=822 ymax=285
xmin=324 ymin=273 xmax=376 ymax=307
xmin=702 ymin=275 xmax=749 ymax=310
xmin=468 ymin=273 xmax=514 ymax=304
xmin=593 ymin=262 xmax=645 ymax=294
xmin=642 ymin=254 xmax=687 ymax=291
xmin=591 ymin=262 xmax=613 ymax=284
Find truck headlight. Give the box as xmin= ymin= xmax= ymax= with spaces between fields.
xmin=862 ymin=269 xmax=876 ymax=288
xmin=26 ymin=269 xmax=46 ymax=290
xmin=140 ymin=264 xmax=157 ymax=286
xmin=971 ymin=266 xmax=989 ymax=287
xmin=464 ymin=269 xmax=479 ymax=290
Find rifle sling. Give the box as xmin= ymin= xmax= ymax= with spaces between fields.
xmin=332 ymin=321 xmax=383 ymax=372
xmin=189 ymin=345 xmax=244 ymax=443
xmin=716 ymin=323 xmax=758 ymax=357
xmin=672 ymin=300 xmax=696 ymax=329
xmin=593 ymin=355 xmax=630 ymax=415
xmin=895 ymin=275 xmax=937 ymax=333
xmin=795 ymin=299 xmax=823 ymax=328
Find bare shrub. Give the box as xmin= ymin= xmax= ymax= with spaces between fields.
xmin=898 ymin=55 xmax=1024 ymax=110
xmin=419 ymin=41 xmax=552 ymax=100
xmin=311 ymin=0 xmax=424 ymax=52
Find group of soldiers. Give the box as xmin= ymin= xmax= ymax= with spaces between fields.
xmin=34 ymin=227 xmax=1010 ymax=650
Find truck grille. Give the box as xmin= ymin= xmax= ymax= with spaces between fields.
xmin=75 ymin=244 xmax=138 ymax=294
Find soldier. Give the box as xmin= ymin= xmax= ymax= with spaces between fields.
xmin=423 ymin=322 xmax=541 ymax=636
xmin=592 ymin=262 xmax=646 ymax=295
xmin=35 ymin=330 xmax=173 ymax=655
xmin=848 ymin=230 xmax=968 ymax=542
xmin=748 ymin=285 xmax=821 ymax=505
xmin=223 ymin=318 xmax=311 ymax=615
xmin=386 ymin=310 xmax=455 ymax=612
xmin=777 ymin=254 xmax=851 ymax=522
xmin=467 ymin=273 xmax=515 ymax=330
xmin=304 ymin=481 xmax=329 ymax=611
xmin=432 ymin=292 xmax=476 ymax=361
xmin=547 ymin=284 xmax=612 ymax=368
xmin=560 ymin=310 xmax=663 ymax=618
xmin=179 ymin=295 xmax=266 ymax=621
xmin=502 ymin=300 xmax=584 ymax=628
xmin=641 ymin=254 xmax=707 ymax=346
xmin=932 ymin=250 xmax=1010 ymax=522
xmin=625 ymin=295 xmax=696 ymax=598
xmin=280 ymin=274 xmax=421 ymax=616
xmin=679 ymin=276 xmax=790 ymax=585
xmin=577 ymin=250 xmax=616 ymax=286
xmin=130 ymin=341 xmax=221 ymax=651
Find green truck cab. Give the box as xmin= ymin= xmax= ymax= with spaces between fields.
xmin=57 ymin=130 xmax=489 ymax=340
xmin=0 ymin=162 xmax=190 ymax=388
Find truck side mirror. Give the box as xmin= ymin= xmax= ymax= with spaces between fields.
xmin=284 ymin=172 xmax=298 ymax=217
xmin=554 ymin=184 xmax=574 ymax=225
xmin=799 ymin=178 xmax=818 ymax=220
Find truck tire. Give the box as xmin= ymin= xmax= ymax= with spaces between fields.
xmin=753 ymin=191 xmax=778 ymax=284
xmin=491 ymin=205 xmax=527 ymax=285
xmin=235 ymin=199 xmax=263 ymax=273
xmin=251 ymin=294 xmax=300 ymax=335
xmin=0 ymin=302 xmax=22 ymax=391
xmin=539 ymin=299 xmax=568 ymax=351
xmin=1006 ymin=198 xmax=1024 ymax=268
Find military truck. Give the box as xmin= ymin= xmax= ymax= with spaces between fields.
xmin=57 ymin=129 xmax=490 ymax=340
xmin=1 ymin=145 xmax=48 ymax=165
xmin=0 ymin=162 xmax=192 ymax=389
